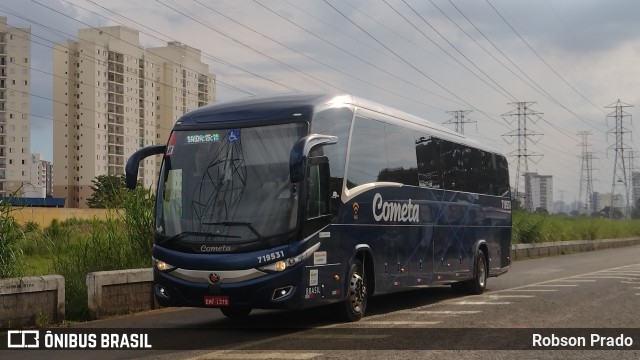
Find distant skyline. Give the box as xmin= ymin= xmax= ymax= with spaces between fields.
xmin=3 ymin=0 xmax=640 ymax=204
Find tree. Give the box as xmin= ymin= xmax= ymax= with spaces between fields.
xmin=599 ymin=206 xmax=624 ymax=219
xmin=86 ymin=175 xmax=128 ymax=208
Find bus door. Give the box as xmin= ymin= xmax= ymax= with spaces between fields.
xmin=303 ymin=156 xmax=332 ymax=237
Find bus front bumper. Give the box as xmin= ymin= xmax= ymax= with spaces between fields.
xmin=153 ymin=265 xmax=305 ymax=310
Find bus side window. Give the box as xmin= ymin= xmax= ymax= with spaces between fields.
xmin=307 ymin=159 xmax=331 ymax=219
xmin=415 ymin=134 xmax=442 ymax=189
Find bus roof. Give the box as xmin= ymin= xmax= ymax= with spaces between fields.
xmin=176 ymin=92 xmax=502 ymax=155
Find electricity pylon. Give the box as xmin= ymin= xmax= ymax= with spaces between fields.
xmin=502 ymin=102 xmax=543 ymax=211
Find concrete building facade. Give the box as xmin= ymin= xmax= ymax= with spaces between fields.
xmin=524 ymin=172 xmax=553 ymax=212
xmin=53 ymin=26 xmax=215 ymax=208
xmin=27 ymin=152 xmax=52 ymax=197
xmin=0 ymin=17 xmax=31 ymax=197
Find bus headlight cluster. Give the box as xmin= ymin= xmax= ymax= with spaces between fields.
xmin=153 ymin=257 xmax=176 ymax=272
xmin=258 ymin=243 xmax=321 ymax=273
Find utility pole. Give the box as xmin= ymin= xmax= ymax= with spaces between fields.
xmin=443 ymin=110 xmax=475 ymax=135
xmin=502 ymin=102 xmax=543 ymax=212
xmin=606 ymin=99 xmax=632 ymax=219
xmin=577 ymin=131 xmax=596 ymax=215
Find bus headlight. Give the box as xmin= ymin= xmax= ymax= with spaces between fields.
xmin=153 ymin=258 xmax=176 ymax=272
xmin=260 ymin=260 xmax=288 ymax=272
xmin=258 ymin=243 xmax=321 ymax=273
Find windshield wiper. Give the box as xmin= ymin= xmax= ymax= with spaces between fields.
xmin=202 ymin=221 xmax=265 ymax=242
xmin=157 ymin=231 xmax=240 ymax=246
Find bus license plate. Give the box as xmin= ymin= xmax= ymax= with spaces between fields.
xmin=204 ymin=295 xmax=229 ymax=307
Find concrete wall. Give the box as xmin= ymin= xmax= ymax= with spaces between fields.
xmin=0 ymin=275 xmax=64 ymax=329
xmin=86 ymin=269 xmax=156 ymax=320
xmin=510 ymin=237 xmax=640 ymax=261
xmin=12 ymin=207 xmax=112 ymax=227
xmin=2 ymin=237 xmax=640 ymax=326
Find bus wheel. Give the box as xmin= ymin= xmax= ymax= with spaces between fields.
xmin=464 ymin=249 xmax=487 ymax=295
xmin=220 ymin=306 xmax=252 ymax=319
xmin=342 ymin=259 xmax=367 ymax=322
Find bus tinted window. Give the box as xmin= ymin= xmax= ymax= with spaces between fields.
xmin=382 ymin=125 xmax=418 ymax=186
xmin=311 ymin=107 xmax=353 ymax=181
xmin=441 ymin=141 xmax=468 ymax=192
xmin=496 ymin=155 xmax=510 ymax=196
xmin=347 ymin=117 xmax=419 ymax=188
xmin=415 ymin=134 xmax=442 ymax=189
xmin=347 ymin=117 xmax=387 ymax=188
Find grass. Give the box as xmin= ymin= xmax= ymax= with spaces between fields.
xmin=2 ymin=186 xmax=156 ymax=321
xmin=4 ymin=192 xmax=640 ymax=321
xmin=511 ymin=212 xmax=640 ymax=244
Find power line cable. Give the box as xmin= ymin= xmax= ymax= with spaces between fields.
xmin=398 ymin=0 xmax=519 ymax=102
xmin=485 ymin=0 xmax=607 ymax=116
xmin=322 ymin=0 xmax=509 ymax=130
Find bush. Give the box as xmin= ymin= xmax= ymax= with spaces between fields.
xmin=48 ymin=188 xmax=155 ymax=320
xmin=0 ymin=195 xmax=25 ymax=278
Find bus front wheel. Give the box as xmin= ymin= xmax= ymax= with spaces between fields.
xmin=220 ymin=306 xmax=252 ymax=319
xmin=341 ymin=259 xmax=367 ymax=322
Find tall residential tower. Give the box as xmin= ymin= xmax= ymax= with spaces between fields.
xmin=53 ymin=26 xmax=216 ymax=208
xmin=0 ymin=17 xmax=31 ymax=197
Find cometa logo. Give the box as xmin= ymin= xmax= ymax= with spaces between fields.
xmin=372 ymin=193 xmax=419 ymax=223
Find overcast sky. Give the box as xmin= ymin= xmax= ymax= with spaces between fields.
xmin=3 ymin=0 xmax=640 ymax=207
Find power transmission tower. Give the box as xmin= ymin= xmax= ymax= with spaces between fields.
xmin=605 ymin=99 xmax=632 ymax=219
xmin=443 ymin=110 xmax=475 ymax=135
xmin=577 ymin=131 xmax=596 ymax=215
xmin=502 ymin=102 xmax=543 ymax=211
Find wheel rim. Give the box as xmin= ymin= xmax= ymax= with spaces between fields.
xmin=349 ymin=271 xmax=366 ymax=314
xmin=478 ymin=257 xmax=486 ymax=288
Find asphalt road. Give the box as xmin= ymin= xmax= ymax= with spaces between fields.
xmin=3 ymin=244 xmax=640 ymax=359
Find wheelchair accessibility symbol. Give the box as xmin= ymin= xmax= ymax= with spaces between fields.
xmin=227 ymin=129 xmax=240 ymax=142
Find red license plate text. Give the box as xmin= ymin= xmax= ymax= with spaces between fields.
xmin=204 ymin=295 xmax=229 ymax=307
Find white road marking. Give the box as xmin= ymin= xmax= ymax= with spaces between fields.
xmin=506 ymin=289 xmax=558 ymax=292
xmin=578 ymin=276 xmax=639 ymax=280
xmin=404 ymin=310 xmax=481 ymax=315
xmin=455 ymin=301 xmax=511 ymax=305
xmin=551 ymin=279 xmax=596 ymax=282
xmin=291 ymin=335 xmax=388 ymax=339
xmin=196 ymin=353 xmax=322 ymax=359
xmin=529 ymin=284 xmax=578 ymax=287
xmin=486 ymin=295 xmax=535 ymax=298
xmin=362 ymin=321 xmax=442 ymax=325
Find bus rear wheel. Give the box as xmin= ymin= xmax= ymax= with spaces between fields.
xmin=220 ymin=306 xmax=252 ymax=319
xmin=341 ymin=259 xmax=367 ymax=322
xmin=464 ymin=249 xmax=487 ymax=295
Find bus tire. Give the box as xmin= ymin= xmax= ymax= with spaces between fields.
xmin=464 ymin=249 xmax=487 ymax=295
xmin=220 ymin=306 xmax=252 ymax=319
xmin=341 ymin=259 xmax=367 ymax=322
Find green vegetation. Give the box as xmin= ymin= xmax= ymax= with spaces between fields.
xmin=2 ymin=184 xmax=155 ymax=320
xmin=4 ymin=188 xmax=640 ymax=321
xmin=512 ymin=211 xmax=640 ymax=243
xmin=0 ymin=191 xmax=26 ymax=278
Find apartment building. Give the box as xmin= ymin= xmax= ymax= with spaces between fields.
xmin=146 ymin=41 xmax=216 ymax=174
xmin=25 ymin=152 xmax=52 ymax=197
xmin=524 ymin=172 xmax=553 ymax=212
xmin=53 ymin=26 xmax=216 ymax=208
xmin=0 ymin=17 xmax=31 ymax=197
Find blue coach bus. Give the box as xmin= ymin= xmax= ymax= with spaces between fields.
xmin=126 ymin=93 xmax=512 ymax=321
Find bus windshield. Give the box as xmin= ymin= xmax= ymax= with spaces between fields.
xmin=155 ymin=122 xmax=307 ymax=252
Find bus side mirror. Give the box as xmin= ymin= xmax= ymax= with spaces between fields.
xmin=289 ymin=134 xmax=337 ymax=183
xmin=125 ymin=144 xmax=166 ymax=189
